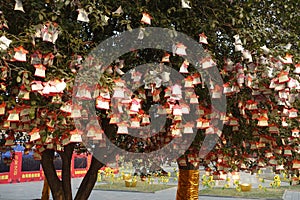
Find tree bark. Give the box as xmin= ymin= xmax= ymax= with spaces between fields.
xmin=41 ymin=177 xmax=50 ymax=200
xmin=74 ymin=156 xmax=104 ymax=200
xmin=60 ymin=143 xmax=75 ymax=200
xmin=41 ymin=149 xmax=64 ymax=200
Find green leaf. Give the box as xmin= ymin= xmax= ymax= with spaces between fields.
xmin=38 ymin=13 xmax=43 ymax=21
xmin=16 ymin=76 xmax=21 ymax=83
xmin=52 ymin=15 xmax=57 ymax=21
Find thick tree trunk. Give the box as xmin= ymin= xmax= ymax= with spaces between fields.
xmin=176 ymin=161 xmax=200 ymax=200
xmin=41 ymin=177 xmax=50 ymax=200
xmin=74 ymin=156 xmax=104 ymax=200
xmin=60 ymin=143 xmax=75 ymax=200
xmin=41 ymin=149 xmax=64 ymax=200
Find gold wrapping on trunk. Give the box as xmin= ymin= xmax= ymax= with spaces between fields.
xmin=176 ymin=169 xmax=200 ymax=200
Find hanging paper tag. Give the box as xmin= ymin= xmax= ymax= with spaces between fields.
xmin=278 ymin=72 xmax=289 ymax=83
xmin=77 ymin=9 xmax=90 ymax=23
xmin=109 ymin=115 xmax=119 ymax=124
xmin=175 ymin=43 xmax=187 ymax=56
xmin=181 ymin=0 xmax=191 ymax=8
xmin=19 ymin=90 xmax=30 ymax=100
xmin=42 ymin=31 xmax=53 ymax=43
xmin=172 ymin=84 xmax=182 ymax=96
xmin=202 ymin=58 xmax=215 ymax=69
xmin=30 ymin=132 xmax=41 ymax=142
xmin=183 ymin=124 xmax=193 ymax=134
xmin=173 ymin=105 xmax=182 ymax=116
xmin=289 ymin=109 xmax=298 ymax=118
xmin=0 ymin=36 xmax=12 ymax=51
xmin=161 ymin=53 xmax=170 ymax=62
xmin=96 ymin=97 xmax=110 ymax=110
xmin=117 ymin=124 xmax=128 ymax=134
xmin=14 ymin=0 xmax=25 ymax=13
xmin=93 ymin=133 xmax=103 ymax=140
xmin=0 ymin=107 xmax=5 ymax=115
xmin=141 ymin=13 xmax=152 ymax=25
xmin=70 ymin=134 xmax=82 ymax=143
xmin=31 ymin=81 xmax=44 ymax=91
xmin=112 ymin=6 xmax=123 ymax=15
xmin=190 ymin=94 xmax=198 ymax=104
xmin=112 ymin=87 xmax=125 ymax=98
xmin=87 ymin=127 xmax=96 ymax=137
xmin=212 ymin=90 xmax=222 ymax=99
xmin=184 ymin=76 xmax=194 ymax=88
xmin=130 ymin=119 xmax=140 ymax=128
xmin=172 ymin=128 xmax=182 ymax=137
xmin=199 ymin=33 xmax=208 ymax=44
xmin=14 ymin=51 xmax=26 ymax=62
xmin=141 ymin=115 xmax=150 ymax=125
xmin=293 ymin=160 xmax=300 ymax=169
xmin=60 ymin=103 xmax=72 ymax=113
xmin=161 ymin=72 xmax=170 ymax=82
xmin=70 ymin=109 xmax=81 ymax=118
xmin=179 ymin=60 xmax=189 ymax=73
xmin=7 ymin=112 xmax=19 ymax=121
xmin=34 ymin=64 xmax=46 ymax=78
xmin=62 ymin=136 xmax=71 ymax=146
xmin=257 ymin=116 xmax=268 ymax=127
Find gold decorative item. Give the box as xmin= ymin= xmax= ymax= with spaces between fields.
xmin=240 ymin=183 xmax=252 ymax=191
xmin=125 ymin=179 xmax=137 ymax=187
xmin=123 ymin=174 xmax=131 ymax=180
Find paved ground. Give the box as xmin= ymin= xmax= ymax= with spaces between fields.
xmin=283 ymin=191 xmax=300 ymax=200
xmin=0 ymin=179 xmax=262 ymax=200
xmin=0 ymin=169 xmax=299 ymax=200
xmin=0 ymin=177 xmax=299 ymax=200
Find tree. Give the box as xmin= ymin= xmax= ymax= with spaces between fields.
xmin=0 ymin=1 xmax=299 ymax=200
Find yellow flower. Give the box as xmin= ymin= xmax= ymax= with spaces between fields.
xmin=226 ymin=177 xmax=231 ymax=182
xmin=168 ymin=172 xmax=171 ymax=177
xmin=208 ymin=180 xmax=215 ymax=188
xmin=224 ymin=184 xmax=230 ymax=188
xmin=274 ymin=175 xmax=280 ymax=181
xmin=236 ymin=186 xmax=241 ymax=192
xmin=234 ymin=180 xmax=239 ymax=185
xmin=270 ymin=182 xmax=274 ymax=187
xmin=258 ymin=184 xmax=263 ymax=190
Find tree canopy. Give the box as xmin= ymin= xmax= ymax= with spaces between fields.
xmin=0 ymin=0 xmax=299 ymax=199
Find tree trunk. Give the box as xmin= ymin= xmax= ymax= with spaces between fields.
xmin=176 ymin=161 xmax=200 ymax=200
xmin=74 ymin=156 xmax=104 ymax=200
xmin=60 ymin=143 xmax=75 ymax=200
xmin=41 ymin=177 xmax=50 ymax=200
xmin=41 ymin=149 xmax=64 ymax=200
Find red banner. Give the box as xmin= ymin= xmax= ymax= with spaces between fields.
xmin=0 ymin=153 xmax=93 ymax=184
xmin=9 ymin=152 xmax=22 ymax=183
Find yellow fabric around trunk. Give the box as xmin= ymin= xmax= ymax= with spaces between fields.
xmin=176 ymin=169 xmax=200 ymax=200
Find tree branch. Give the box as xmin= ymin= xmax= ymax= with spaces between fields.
xmin=59 ymin=143 xmax=75 ymax=200
xmin=74 ymin=156 xmax=104 ymax=200
xmin=41 ymin=149 xmax=64 ymax=200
